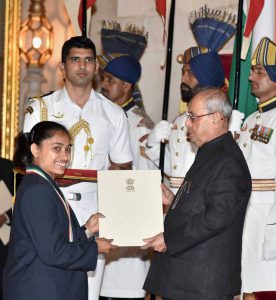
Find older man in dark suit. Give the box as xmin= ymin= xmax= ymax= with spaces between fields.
xmin=0 ymin=157 xmax=14 ymax=300
xmin=143 ymin=87 xmax=251 ymax=300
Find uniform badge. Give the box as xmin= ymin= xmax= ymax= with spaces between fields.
xmin=51 ymin=112 xmax=64 ymax=119
xmin=250 ymin=124 xmax=273 ymax=144
xmin=25 ymin=106 xmax=34 ymax=115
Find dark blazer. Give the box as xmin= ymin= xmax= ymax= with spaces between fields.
xmin=144 ymin=132 xmax=251 ymax=299
xmin=0 ymin=158 xmax=14 ymax=300
xmin=3 ymin=166 xmax=98 ymax=300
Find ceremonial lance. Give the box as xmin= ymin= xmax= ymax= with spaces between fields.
xmin=159 ymin=0 xmax=176 ymax=180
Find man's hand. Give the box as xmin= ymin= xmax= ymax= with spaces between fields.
xmin=0 ymin=214 xmax=8 ymax=228
xmin=141 ymin=232 xmax=167 ymax=252
xmin=96 ymin=238 xmax=118 ymax=254
xmin=109 ymin=161 xmax=132 ymax=170
xmin=84 ymin=212 xmax=104 ymax=234
xmin=161 ymin=183 xmax=174 ymax=206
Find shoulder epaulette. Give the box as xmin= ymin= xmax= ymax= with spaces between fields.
xmin=41 ymin=90 xmax=55 ymax=97
xmin=133 ymin=107 xmax=154 ymax=129
xmin=28 ymin=90 xmax=54 ymax=101
xmin=27 ymin=93 xmax=51 ymax=121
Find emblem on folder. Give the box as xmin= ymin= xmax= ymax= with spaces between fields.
xmin=125 ymin=178 xmax=135 ymax=192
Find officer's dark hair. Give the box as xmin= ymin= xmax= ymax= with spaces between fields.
xmin=61 ymin=36 xmax=97 ymax=63
xmin=13 ymin=121 xmax=70 ymax=168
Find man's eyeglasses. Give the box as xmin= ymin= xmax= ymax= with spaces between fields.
xmin=67 ymin=57 xmax=96 ymax=64
xmin=185 ymin=112 xmax=214 ymax=122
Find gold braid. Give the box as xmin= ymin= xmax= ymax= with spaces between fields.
xmin=69 ymin=119 xmax=94 ymax=165
xmin=32 ymin=96 xmax=48 ymax=121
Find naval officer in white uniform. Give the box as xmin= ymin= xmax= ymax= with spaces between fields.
xmin=239 ymin=37 xmax=276 ymax=294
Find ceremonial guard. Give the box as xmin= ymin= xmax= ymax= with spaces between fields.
xmin=98 ymin=22 xmax=155 ymax=299
xmin=146 ymin=5 xmax=241 ymax=192
xmin=23 ymin=36 xmax=132 ymax=300
xmin=240 ymin=37 xmax=276 ymax=293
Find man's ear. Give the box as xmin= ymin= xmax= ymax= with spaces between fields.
xmin=60 ymin=63 xmax=65 ymax=77
xmin=30 ymin=143 xmax=40 ymax=158
xmin=213 ymin=112 xmax=224 ymax=124
xmin=94 ymin=60 xmax=99 ymax=74
xmin=123 ymin=82 xmax=132 ymax=93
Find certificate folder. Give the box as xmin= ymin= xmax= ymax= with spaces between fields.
xmin=98 ymin=170 xmax=164 ymax=246
xmin=0 ymin=180 xmax=12 ymax=214
xmin=0 ymin=180 xmax=13 ymax=245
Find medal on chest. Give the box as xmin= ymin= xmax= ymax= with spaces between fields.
xmin=250 ymin=124 xmax=274 ymax=144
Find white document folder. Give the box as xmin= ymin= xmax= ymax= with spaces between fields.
xmin=0 ymin=224 xmax=11 ymax=246
xmin=98 ymin=170 xmax=164 ymax=246
xmin=0 ymin=180 xmax=13 ymax=245
xmin=0 ymin=180 xmax=12 ymax=214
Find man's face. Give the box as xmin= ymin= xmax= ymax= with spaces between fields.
xmin=60 ymin=47 xmax=97 ymax=88
xmin=185 ymin=94 xmax=215 ymax=147
xmin=249 ymin=65 xmax=276 ymax=102
xmin=180 ymin=63 xmax=199 ymax=102
xmin=101 ymin=71 xmax=129 ymax=104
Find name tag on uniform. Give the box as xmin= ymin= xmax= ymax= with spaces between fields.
xmin=250 ymin=124 xmax=273 ymax=144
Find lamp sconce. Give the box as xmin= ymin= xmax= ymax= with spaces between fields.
xmin=19 ymin=0 xmax=53 ymax=67
xmin=19 ymin=0 xmax=54 ymax=104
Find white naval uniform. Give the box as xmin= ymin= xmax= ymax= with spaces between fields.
xmin=100 ymin=104 xmax=156 ymax=298
xmin=238 ymin=107 xmax=276 ymax=293
xmin=146 ymin=113 xmax=197 ymax=193
xmin=23 ymin=87 xmax=133 ymax=300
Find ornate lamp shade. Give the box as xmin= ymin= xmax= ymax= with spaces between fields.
xmin=19 ymin=0 xmax=53 ymax=67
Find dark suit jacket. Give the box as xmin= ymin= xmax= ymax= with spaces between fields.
xmin=144 ymin=132 xmax=251 ymax=299
xmin=3 ymin=166 xmax=98 ymax=300
xmin=0 ymin=158 xmax=14 ymax=299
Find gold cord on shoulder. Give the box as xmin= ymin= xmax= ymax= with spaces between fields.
xmin=32 ymin=96 xmax=48 ymax=121
xmin=69 ymin=119 xmax=94 ymax=165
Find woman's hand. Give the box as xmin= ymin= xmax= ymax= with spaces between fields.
xmin=96 ymin=238 xmax=118 ymax=254
xmin=85 ymin=212 xmax=104 ymax=234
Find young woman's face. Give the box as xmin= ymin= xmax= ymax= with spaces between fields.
xmin=31 ymin=130 xmax=72 ymax=178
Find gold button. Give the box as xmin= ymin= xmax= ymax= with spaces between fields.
xmin=87 ymin=137 xmax=94 ymax=144
xmin=181 ymin=126 xmax=184 ymax=131
xmin=256 ymin=115 xmax=261 ymax=119
xmin=243 ymin=143 xmax=247 ymax=148
xmin=177 ymin=138 xmax=181 ymax=143
xmin=176 ymin=152 xmax=179 ymax=156
xmin=173 ymin=165 xmax=177 ymax=170
xmin=84 ymin=145 xmax=90 ymax=151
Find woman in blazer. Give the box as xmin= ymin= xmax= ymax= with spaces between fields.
xmin=3 ymin=121 xmax=115 ymax=300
